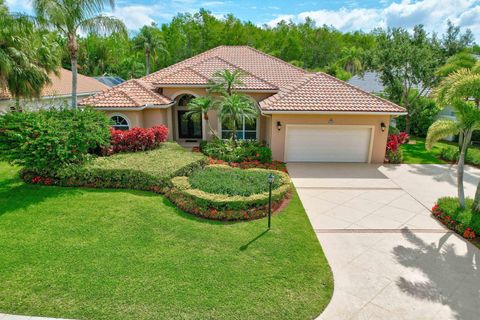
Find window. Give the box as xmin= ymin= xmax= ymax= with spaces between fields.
xmin=221 ymin=117 xmax=257 ymax=140
xmin=177 ymin=94 xmax=195 ymax=107
xmin=110 ymin=115 xmax=129 ymax=130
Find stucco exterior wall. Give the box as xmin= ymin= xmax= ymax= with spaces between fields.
xmin=143 ymin=108 xmax=168 ymax=128
xmin=102 ymin=110 xmax=145 ymax=128
xmin=268 ymin=114 xmax=391 ymax=163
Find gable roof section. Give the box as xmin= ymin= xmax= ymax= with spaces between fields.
xmin=79 ymin=79 xmax=172 ymax=108
xmin=260 ymin=72 xmax=406 ymax=114
xmin=0 ymin=68 xmax=108 ymax=101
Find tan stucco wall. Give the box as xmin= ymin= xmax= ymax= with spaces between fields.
xmin=143 ymin=108 xmax=168 ymax=128
xmin=103 ymin=110 xmax=145 ymax=128
xmin=268 ymin=114 xmax=391 ymax=163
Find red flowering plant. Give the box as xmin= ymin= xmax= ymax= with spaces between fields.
xmin=385 ymin=132 xmax=409 ymax=164
xmin=463 ymin=228 xmax=476 ymax=240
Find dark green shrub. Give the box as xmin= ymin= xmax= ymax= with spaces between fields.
xmin=201 ymin=139 xmax=272 ymax=163
xmin=0 ymin=107 xmax=110 ymax=173
xmin=386 ymin=149 xmax=403 ymax=164
xmin=436 ymin=197 xmax=480 ymax=234
xmin=388 ymin=126 xmax=400 ymax=135
xmin=395 ymin=97 xmax=440 ymax=137
xmin=440 ymin=146 xmax=459 ymax=162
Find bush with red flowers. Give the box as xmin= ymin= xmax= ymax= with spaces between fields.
xmin=108 ymin=125 xmax=168 ymax=154
xmin=385 ymin=132 xmax=409 ymax=164
xmin=432 ymin=197 xmax=479 ymax=243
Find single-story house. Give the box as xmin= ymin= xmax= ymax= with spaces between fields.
xmin=80 ymin=46 xmax=406 ymax=163
xmin=0 ymin=68 xmax=108 ymax=113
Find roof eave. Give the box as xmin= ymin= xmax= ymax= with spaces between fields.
xmin=80 ymin=102 xmax=175 ymax=111
xmin=153 ymin=83 xmax=278 ymax=92
xmin=261 ymin=110 xmax=408 ymax=116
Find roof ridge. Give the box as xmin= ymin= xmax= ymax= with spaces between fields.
xmin=317 ymin=72 xmax=405 ymax=111
xmin=262 ymin=73 xmax=315 ymax=106
xmin=211 ymin=56 xmax=279 ymax=89
xmin=116 ymin=89 xmax=142 ymax=106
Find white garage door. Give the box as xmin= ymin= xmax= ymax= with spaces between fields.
xmin=285 ymin=125 xmax=373 ymax=162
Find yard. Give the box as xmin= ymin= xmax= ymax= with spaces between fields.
xmin=401 ymin=137 xmax=480 ymax=165
xmin=0 ymin=161 xmax=333 ymax=319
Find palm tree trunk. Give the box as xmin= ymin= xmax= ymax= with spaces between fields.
xmin=71 ymin=55 xmax=78 ymax=108
xmin=457 ymin=129 xmax=472 ymax=208
xmin=146 ymin=52 xmax=150 ymax=75
xmin=204 ymin=114 xmax=217 ymax=139
xmin=405 ymin=114 xmax=411 ymax=134
xmin=473 ymin=181 xmax=480 ymax=213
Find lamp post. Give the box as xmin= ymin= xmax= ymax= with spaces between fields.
xmin=267 ymin=173 xmax=275 ymax=229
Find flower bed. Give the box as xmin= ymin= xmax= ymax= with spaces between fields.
xmin=208 ymin=158 xmax=287 ymax=172
xmin=166 ymin=165 xmax=291 ymax=221
xmin=432 ymin=197 xmax=480 ymax=244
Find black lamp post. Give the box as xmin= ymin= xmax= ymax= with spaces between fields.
xmin=267 ymin=173 xmax=275 ymax=229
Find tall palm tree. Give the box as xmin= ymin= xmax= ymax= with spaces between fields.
xmin=426 ymin=65 xmax=480 ymax=209
xmin=0 ymin=2 xmax=60 ymax=110
xmin=133 ymin=24 xmax=167 ymax=75
xmin=218 ymin=94 xmax=258 ymax=143
xmin=33 ymin=0 xmax=126 ymax=108
xmin=186 ymin=96 xmax=218 ymax=138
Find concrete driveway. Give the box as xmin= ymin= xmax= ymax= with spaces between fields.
xmin=288 ymin=163 xmax=480 ymax=320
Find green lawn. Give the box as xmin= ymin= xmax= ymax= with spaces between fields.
xmin=401 ymin=137 xmax=480 ymax=165
xmin=0 ymin=162 xmax=333 ymax=320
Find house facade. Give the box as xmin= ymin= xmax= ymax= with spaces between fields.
xmin=80 ymin=46 xmax=406 ymax=163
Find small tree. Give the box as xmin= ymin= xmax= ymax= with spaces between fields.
xmin=133 ymin=23 xmax=167 ymax=75
xmin=186 ymin=96 xmax=218 ymax=138
xmin=208 ymin=69 xmax=246 ymax=96
xmin=339 ymin=46 xmax=363 ymax=75
xmin=34 ymin=0 xmax=127 ymax=108
xmin=218 ymin=94 xmax=258 ymax=143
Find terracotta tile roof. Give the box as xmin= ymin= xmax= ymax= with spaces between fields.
xmin=0 ymin=68 xmax=108 ymax=100
xmin=260 ymin=72 xmax=406 ymax=113
xmin=79 ymin=79 xmax=172 ymax=108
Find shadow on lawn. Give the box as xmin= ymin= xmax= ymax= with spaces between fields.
xmin=239 ymin=229 xmax=269 ymax=251
xmin=393 ymin=228 xmax=480 ymax=320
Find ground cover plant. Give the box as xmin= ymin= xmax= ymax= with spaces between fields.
xmin=433 ymin=198 xmax=480 ymax=247
xmin=188 ymin=165 xmax=282 ymax=196
xmin=167 ymin=165 xmax=291 ymax=220
xmin=22 ymin=142 xmax=206 ymax=192
xmin=0 ymin=162 xmax=333 ymax=319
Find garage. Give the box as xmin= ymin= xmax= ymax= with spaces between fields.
xmin=285 ymin=125 xmax=373 ymax=163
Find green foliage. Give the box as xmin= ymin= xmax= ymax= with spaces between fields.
xmin=168 ymin=165 xmax=291 ymax=218
xmin=188 ymin=166 xmax=281 ymax=196
xmin=437 ymin=197 xmax=480 ymax=233
xmin=440 ymin=145 xmax=480 ymax=166
xmin=388 ymin=126 xmax=400 ymax=135
xmin=0 ymin=108 xmax=110 ymax=172
xmin=201 ymin=139 xmax=272 ymax=163
xmin=21 ymin=142 xmax=207 ymax=191
xmin=395 ymin=97 xmax=441 ymax=137
xmin=425 ymin=119 xmax=459 ymax=150
xmin=436 ymin=52 xmax=477 ymax=77
xmin=386 ymin=149 xmax=403 ymax=164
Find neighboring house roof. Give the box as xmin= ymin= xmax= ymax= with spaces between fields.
xmin=81 ymin=46 xmax=405 ymax=114
xmin=80 ymin=79 xmax=172 ymax=108
xmin=0 ymin=68 xmax=108 ymax=101
xmin=260 ymin=72 xmax=406 ymax=113
xmin=347 ymin=71 xmax=385 ymax=94
xmin=94 ymin=76 xmax=125 ymax=87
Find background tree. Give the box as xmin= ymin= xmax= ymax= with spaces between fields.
xmin=339 ymin=46 xmax=364 ymax=75
xmin=441 ymin=20 xmax=475 ymax=56
xmin=0 ymin=1 xmax=60 ymax=109
xmin=373 ymin=25 xmax=444 ymax=134
xmin=133 ymin=24 xmax=168 ymax=75
xmin=33 ymin=0 xmax=126 ymax=108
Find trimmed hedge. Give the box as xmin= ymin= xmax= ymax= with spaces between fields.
xmin=200 ymin=139 xmax=272 ymax=163
xmin=21 ymin=142 xmax=207 ymax=193
xmin=166 ymin=165 xmax=291 ymax=220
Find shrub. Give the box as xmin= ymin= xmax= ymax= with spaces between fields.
xmin=21 ymin=142 xmax=207 ymax=192
xmin=385 ymin=133 xmax=408 ymax=163
xmin=436 ymin=197 xmax=480 ymax=234
xmin=0 ymin=107 xmax=110 ymax=173
xmin=208 ymin=158 xmax=287 ymax=172
xmin=201 ymin=139 xmax=272 ymax=163
xmin=395 ymin=97 xmax=440 ymax=137
xmin=109 ymin=125 xmax=168 ymax=154
xmin=440 ymin=146 xmax=459 ymax=162
xmin=388 ymin=126 xmax=400 ymax=136
xmin=166 ymin=165 xmax=291 ymax=220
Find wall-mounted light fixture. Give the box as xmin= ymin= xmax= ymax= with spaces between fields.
xmin=277 ymin=121 xmax=282 ymax=131
xmin=381 ymin=122 xmax=386 ymax=132
xmin=328 ymin=118 xmax=334 ymax=125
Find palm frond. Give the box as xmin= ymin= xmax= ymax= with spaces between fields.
xmin=79 ymin=15 xmax=127 ymax=36
xmin=425 ymin=119 xmax=459 ymax=150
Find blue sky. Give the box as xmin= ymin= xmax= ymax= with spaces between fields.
xmin=6 ymin=0 xmax=480 ymax=40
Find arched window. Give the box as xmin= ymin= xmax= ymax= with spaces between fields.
xmin=110 ymin=115 xmax=130 ymax=130
xmin=177 ymin=94 xmax=195 ymax=107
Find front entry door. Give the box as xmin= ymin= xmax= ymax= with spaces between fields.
xmin=177 ymin=110 xmax=202 ymax=139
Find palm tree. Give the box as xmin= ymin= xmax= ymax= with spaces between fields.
xmin=186 ymin=96 xmax=218 ymax=138
xmin=426 ymin=65 xmax=480 ymax=209
xmin=33 ymin=0 xmax=126 ymax=108
xmin=218 ymin=94 xmax=258 ymax=143
xmin=0 ymin=3 xmax=60 ymax=110
xmin=133 ymin=24 xmax=167 ymax=75
xmin=208 ymin=69 xmax=246 ymax=96
xmin=339 ymin=46 xmax=364 ymax=75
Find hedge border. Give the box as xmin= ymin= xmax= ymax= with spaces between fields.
xmin=165 ymin=164 xmax=292 ymax=221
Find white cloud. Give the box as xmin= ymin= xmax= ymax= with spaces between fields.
xmin=112 ymin=5 xmax=173 ymax=30
xmin=267 ymin=0 xmax=480 ymax=40
xmin=5 ymin=0 xmax=32 ymax=11
xmin=201 ymin=1 xmax=226 ymax=6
